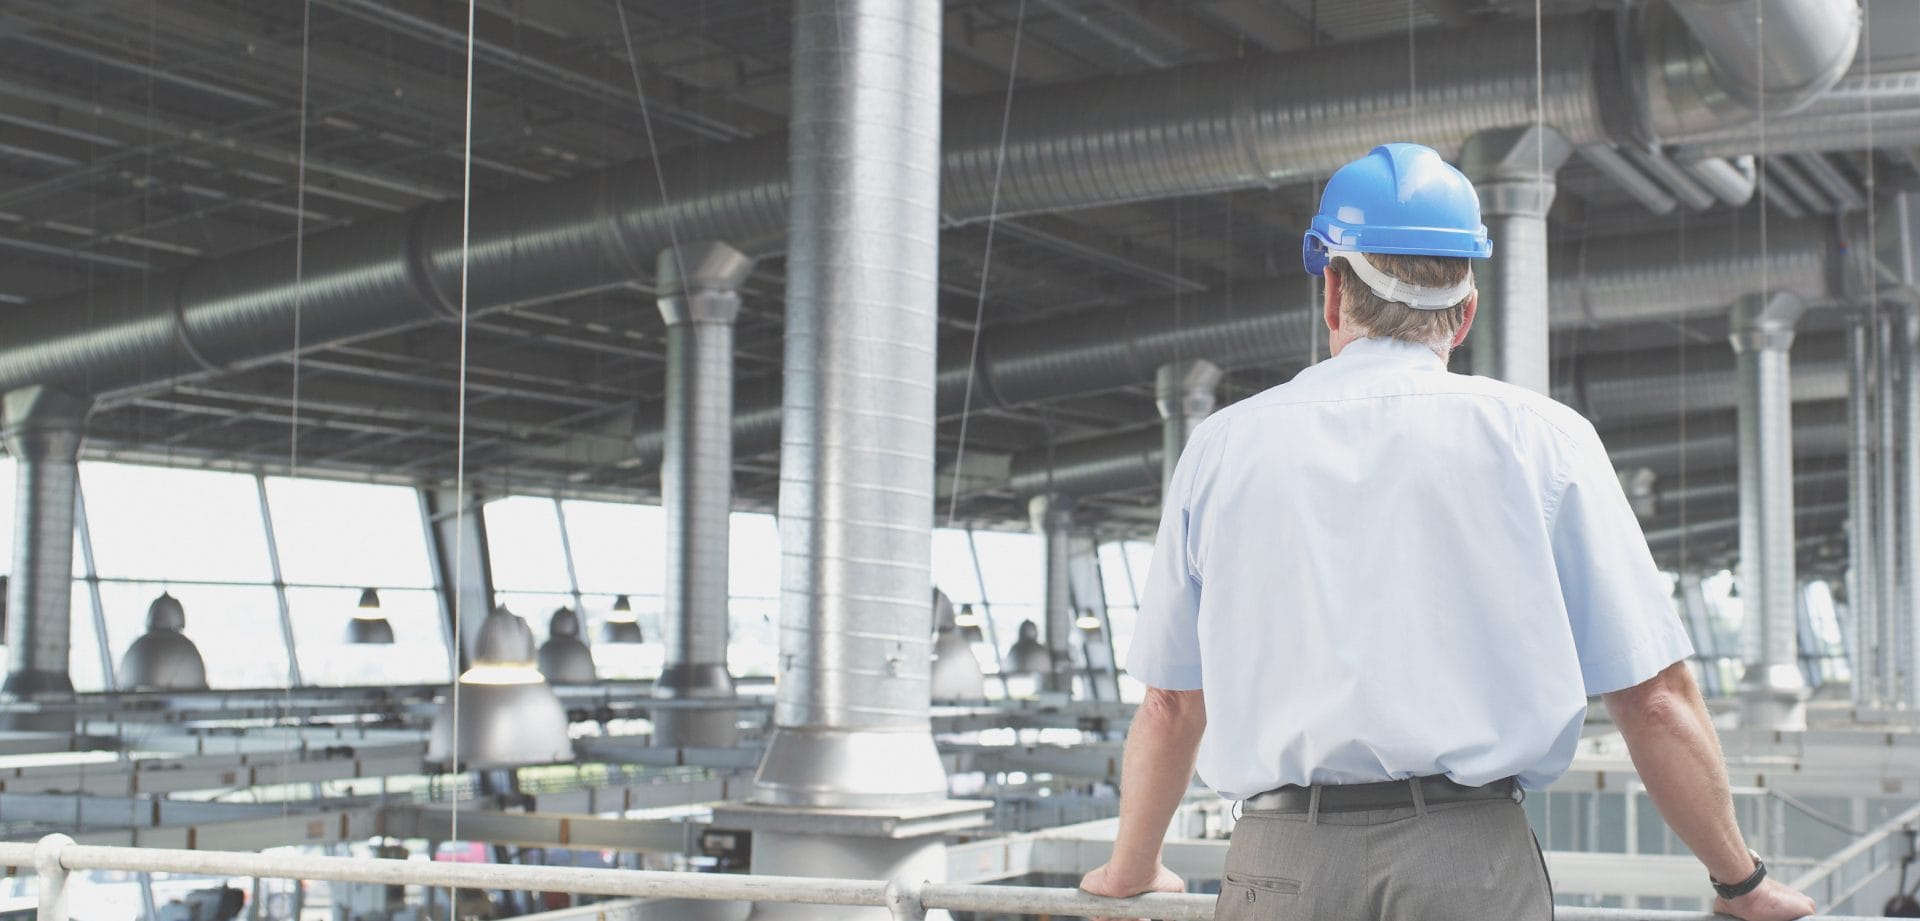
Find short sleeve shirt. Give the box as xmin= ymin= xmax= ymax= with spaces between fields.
xmin=1126 ymin=336 xmax=1693 ymax=799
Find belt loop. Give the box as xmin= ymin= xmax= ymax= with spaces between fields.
xmin=1409 ymin=778 xmax=1427 ymax=816
xmin=1307 ymin=785 xmax=1322 ymax=825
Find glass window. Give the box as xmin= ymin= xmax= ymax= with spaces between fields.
xmin=932 ymin=529 xmax=982 ymax=604
xmin=582 ymin=592 xmax=662 ymax=680
xmin=483 ymin=497 xmax=572 ymax=593
xmin=560 ymin=500 xmax=665 ymax=596
xmin=729 ymin=512 xmax=780 ymax=600
xmin=731 ymin=596 xmax=779 ymax=679
xmin=98 ymin=582 xmax=289 ymax=690
xmin=1098 ymin=542 xmax=1136 ymax=607
xmin=971 ymin=530 xmax=1043 ymax=605
xmin=70 ymin=583 xmax=106 ymax=693
xmin=285 ymin=586 xmax=449 ymax=686
xmin=82 ymin=464 xmax=273 ymax=582
xmin=265 ymin=479 xmax=434 ymax=588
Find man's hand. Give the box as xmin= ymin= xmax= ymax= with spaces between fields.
xmin=1078 ymin=862 xmax=1185 ymax=921
xmin=1713 ymin=877 xmax=1817 ymax=921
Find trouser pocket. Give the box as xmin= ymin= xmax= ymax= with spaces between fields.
xmin=1217 ymin=872 xmax=1302 ymax=920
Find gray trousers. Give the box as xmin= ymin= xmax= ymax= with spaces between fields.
xmin=1215 ymin=798 xmax=1551 ymax=921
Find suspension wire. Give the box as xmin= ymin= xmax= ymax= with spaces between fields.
xmin=613 ymin=0 xmax=691 ymax=302
xmin=448 ymin=0 xmax=479 ymax=905
xmin=1406 ymin=0 xmax=1417 ymax=140
xmin=278 ymin=0 xmax=315 ymax=837
xmin=946 ymin=0 xmax=1027 ymax=528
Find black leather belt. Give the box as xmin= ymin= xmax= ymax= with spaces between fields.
xmin=1241 ymin=776 xmax=1521 ymax=814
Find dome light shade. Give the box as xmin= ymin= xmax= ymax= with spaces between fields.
xmin=1075 ymin=612 xmax=1103 ymax=631
xmin=347 ymin=587 xmax=395 ymax=644
xmin=1006 ymin=619 xmax=1053 ymax=675
xmin=346 ymin=616 xmax=395 ymax=644
xmin=427 ymin=607 xmax=573 ymax=769
xmin=538 ymin=608 xmax=597 ymax=685
xmin=600 ymin=598 xmax=643 ymax=644
xmin=119 ymin=592 xmax=208 ymax=691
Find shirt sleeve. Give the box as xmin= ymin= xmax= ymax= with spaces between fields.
xmin=1549 ymin=426 xmax=1696 ymax=696
xmin=1124 ymin=424 xmax=1212 ymax=691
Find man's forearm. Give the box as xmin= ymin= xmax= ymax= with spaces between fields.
xmin=1108 ymin=688 xmax=1207 ymax=877
xmin=1604 ymin=662 xmax=1753 ymax=882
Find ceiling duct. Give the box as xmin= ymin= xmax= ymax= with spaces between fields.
xmin=0 ymin=4 xmax=1872 ymax=402
xmin=633 ymin=221 xmax=1851 ymax=465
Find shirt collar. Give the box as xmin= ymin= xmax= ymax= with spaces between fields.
xmin=1336 ymin=336 xmax=1448 ymax=372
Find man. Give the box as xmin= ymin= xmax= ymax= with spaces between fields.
xmin=1077 ymin=144 xmax=1817 ymax=921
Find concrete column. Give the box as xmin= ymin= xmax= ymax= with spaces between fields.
xmin=1729 ymin=292 xmax=1809 ymax=729
xmin=653 ymin=242 xmax=754 ymax=748
xmin=1460 ymin=126 xmax=1571 ymax=394
xmin=1 ymin=387 xmax=89 ymax=731
xmin=1154 ymin=360 xmax=1222 ymax=494
xmin=1845 ymin=315 xmax=1880 ymax=706
xmin=1029 ymin=494 xmax=1075 ymax=695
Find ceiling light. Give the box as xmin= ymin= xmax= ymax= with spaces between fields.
xmin=427 ymin=607 xmax=574 ymax=769
xmin=538 ymin=608 xmax=597 ymax=685
xmin=612 ymin=594 xmax=633 ymax=613
xmin=932 ymin=622 xmax=986 ymax=702
xmin=119 ymin=592 xmax=208 ymax=691
xmin=600 ymin=599 xmax=643 ymax=644
xmin=1075 ymin=613 xmax=1103 ymax=631
xmin=347 ymin=587 xmax=395 ymax=644
xmin=1005 ymin=620 xmax=1053 ymax=675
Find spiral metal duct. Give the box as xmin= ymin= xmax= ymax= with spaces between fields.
xmin=0 ymin=2 xmax=1874 ymax=401
xmin=633 ymin=223 xmax=1846 ymax=468
xmin=0 ymin=387 xmax=88 ymax=727
xmin=1029 ymin=495 xmax=1075 ymax=694
xmin=652 ymin=243 xmax=753 ymax=749
xmin=1002 ymin=347 xmax=1853 ymax=503
xmin=752 ymin=0 xmax=948 ymax=810
xmin=1846 ymin=318 xmax=1881 ymax=705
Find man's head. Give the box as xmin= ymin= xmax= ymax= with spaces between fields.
xmin=1324 ymin=252 xmax=1476 ymax=356
xmin=1302 ymin=143 xmax=1491 ymax=359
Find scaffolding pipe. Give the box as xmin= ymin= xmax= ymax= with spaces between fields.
xmin=755 ymin=0 xmax=948 ymax=809
xmin=1879 ymin=310 xmax=1904 ymax=706
xmin=1905 ymin=304 xmax=1920 ymax=709
xmin=3 ymin=835 xmax=1893 ymax=921
xmin=1846 ymin=316 xmax=1879 ymax=706
xmin=653 ymin=242 xmax=754 ymax=748
xmin=1729 ymin=293 xmax=1810 ymax=729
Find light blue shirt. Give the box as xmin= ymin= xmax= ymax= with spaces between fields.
xmin=1127 ymin=337 xmax=1693 ymax=799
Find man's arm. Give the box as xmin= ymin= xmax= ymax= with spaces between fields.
xmin=1078 ymin=686 xmax=1206 ymax=905
xmin=1603 ymin=661 xmax=1814 ymax=921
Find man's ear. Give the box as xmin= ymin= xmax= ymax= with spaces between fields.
xmin=1450 ymin=289 xmax=1479 ymax=348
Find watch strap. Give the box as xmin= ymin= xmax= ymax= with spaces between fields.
xmin=1711 ymin=851 xmax=1767 ymax=900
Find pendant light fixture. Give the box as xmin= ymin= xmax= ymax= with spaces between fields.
xmin=346 ymin=587 xmax=395 ymax=645
xmin=600 ymin=594 xmax=644 ymax=644
xmin=537 ymin=607 xmax=597 ymax=685
xmin=427 ymin=606 xmax=574 ymax=769
xmin=119 ymin=592 xmax=209 ymax=691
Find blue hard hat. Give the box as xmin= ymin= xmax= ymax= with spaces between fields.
xmin=1302 ymin=143 xmax=1493 ymax=277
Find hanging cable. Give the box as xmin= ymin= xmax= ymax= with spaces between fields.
xmin=946 ymin=0 xmax=1027 ymax=528
xmin=276 ymin=0 xmax=315 ymax=837
xmin=447 ymin=0 xmax=479 ymax=906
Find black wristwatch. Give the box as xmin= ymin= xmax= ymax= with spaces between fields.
xmin=1710 ymin=850 xmax=1767 ymax=900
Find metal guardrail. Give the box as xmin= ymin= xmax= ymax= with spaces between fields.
xmin=0 ymin=835 xmax=1893 ymax=921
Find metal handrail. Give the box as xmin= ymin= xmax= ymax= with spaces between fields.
xmin=1 ymin=835 xmax=1889 ymax=921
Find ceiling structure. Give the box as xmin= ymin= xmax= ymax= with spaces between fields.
xmin=1 ymin=0 xmax=1917 ymax=563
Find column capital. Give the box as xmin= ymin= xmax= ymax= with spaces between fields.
xmin=1460 ymin=126 xmax=1570 ymax=218
xmin=656 ymin=241 xmax=754 ymax=326
xmin=1728 ymin=292 xmax=1806 ymax=354
xmin=1028 ymin=493 xmax=1076 ymax=533
xmin=1154 ymin=359 xmax=1223 ymax=421
xmin=2 ymin=386 xmax=90 ymax=462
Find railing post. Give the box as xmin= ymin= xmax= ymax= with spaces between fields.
xmin=34 ymin=834 xmax=72 ymax=921
xmin=884 ymin=878 xmax=926 ymax=921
